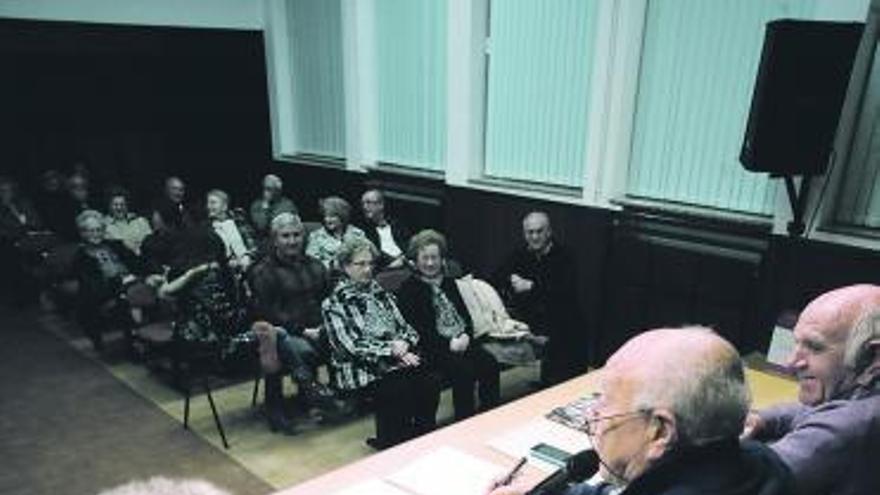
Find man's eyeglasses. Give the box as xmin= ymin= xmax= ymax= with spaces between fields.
xmin=579 ymin=409 xmax=652 ymax=436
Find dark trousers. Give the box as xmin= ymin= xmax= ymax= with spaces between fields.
xmin=433 ymin=346 xmax=500 ymax=419
xmin=369 ymin=366 xmax=441 ymax=447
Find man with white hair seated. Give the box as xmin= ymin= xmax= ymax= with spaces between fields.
xmin=249 ymin=174 xmax=298 ymax=239
xmin=743 ymin=284 xmax=880 ymax=495
xmin=489 ymin=327 xmax=796 ymax=495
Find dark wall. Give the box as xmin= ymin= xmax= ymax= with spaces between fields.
xmin=1 ymin=19 xmax=271 ymax=211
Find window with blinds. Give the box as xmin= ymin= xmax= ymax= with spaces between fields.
xmin=374 ymin=0 xmax=447 ymax=172
xmin=483 ymin=0 xmax=599 ymax=188
xmin=626 ymin=0 xmax=818 ymax=215
xmin=287 ymin=0 xmax=346 ymax=158
xmin=833 ymin=38 xmax=880 ymax=230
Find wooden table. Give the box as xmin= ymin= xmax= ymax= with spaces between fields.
xmin=275 ymin=368 xmax=797 ymax=495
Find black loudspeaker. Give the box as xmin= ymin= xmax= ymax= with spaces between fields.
xmin=740 ymin=20 xmax=863 ymax=176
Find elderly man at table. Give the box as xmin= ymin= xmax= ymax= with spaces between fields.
xmin=743 ymin=284 xmax=880 ymax=495
xmin=489 ymin=327 xmax=796 ymax=495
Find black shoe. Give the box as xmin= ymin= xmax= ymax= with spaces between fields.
xmin=365 ymin=437 xmax=390 ymax=451
xmin=267 ymin=411 xmax=297 ymax=436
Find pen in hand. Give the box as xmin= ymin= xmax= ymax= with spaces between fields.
xmin=493 ymin=456 xmax=528 ymax=489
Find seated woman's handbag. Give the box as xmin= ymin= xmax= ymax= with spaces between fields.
xmin=455 ymin=275 xmax=540 ymax=366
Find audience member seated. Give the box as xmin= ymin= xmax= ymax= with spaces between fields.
xmin=72 ymin=210 xmax=147 ymax=352
xmin=489 ymin=327 xmax=797 ymax=495
xmin=743 ymin=284 xmax=880 ymax=495
xmin=206 ymin=189 xmax=257 ymax=273
xmin=158 ymin=223 xmax=252 ymax=372
xmin=249 ymin=213 xmax=342 ymax=433
xmin=493 ymin=211 xmax=585 ymax=386
xmin=152 ymin=176 xmax=190 ymax=228
xmin=249 ymin=174 xmax=298 ymax=240
xmin=397 ymin=229 xmax=499 ymax=420
xmin=34 ymin=169 xmax=68 ymax=234
xmin=0 ymin=176 xmax=43 ymax=243
xmin=0 ymin=176 xmax=45 ymax=305
xmin=141 ymin=201 xmax=184 ymax=276
xmin=360 ymin=189 xmax=409 ymax=270
xmin=322 ymin=236 xmax=440 ymax=449
xmin=306 ymin=196 xmax=365 ymax=271
xmin=58 ymin=173 xmax=97 ymax=240
xmin=104 ymin=187 xmax=152 ymax=255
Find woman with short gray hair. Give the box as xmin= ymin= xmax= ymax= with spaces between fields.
xmin=322 ymin=236 xmax=440 ymax=449
xmin=397 ymin=229 xmax=500 ymax=420
xmin=72 ymin=209 xmax=147 ymax=352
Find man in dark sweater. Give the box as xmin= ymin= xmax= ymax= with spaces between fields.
xmin=488 ymin=327 xmax=796 ymax=495
xmin=249 ymin=212 xmax=340 ymax=433
xmin=493 ymin=211 xmax=585 ymax=385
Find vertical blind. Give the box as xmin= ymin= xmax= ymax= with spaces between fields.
xmin=374 ymin=0 xmax=447 ymax=171
xmin=483 ymin=0 xmax=598 ymax=187
xmin=627 ymin=0 xmax=817 ymax=215
xmin=835 ymin=38 xmax=880 ymax=229
xmin=288 ymin=0 xmax=346 ymax=158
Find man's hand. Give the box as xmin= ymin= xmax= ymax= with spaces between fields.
xmin=390 ymin=340 xmax=409 ymax=358
xmin=388 ymin=256 xmax=407 ymax=269
xmin=303 ymin=327 xmax=321 ymax=340
xmin=741 ymin=410 xmax=765 ymax=439
xmin=510 ymin=274 xmax=534 ymax=294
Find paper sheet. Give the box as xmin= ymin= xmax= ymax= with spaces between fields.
xmin=385 ymin=447 xmax=505 ymax=495
xmin=487 ymin=417 xmax=591 ymax=473
xmin=767 ymin=325 xmax=795 ymax=366
xmin=331 ymin=479 xmax=411 ymax=495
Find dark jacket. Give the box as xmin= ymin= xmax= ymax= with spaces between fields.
xmin=563 ymin=439 xmax=796 ymax=495
xmin=396 ymin=275 xmax=473 ymax=361
xmin=362 ymin=217 xmax=410 ymax=269
xmin=73 ymin=239 xmax=146 ymax=307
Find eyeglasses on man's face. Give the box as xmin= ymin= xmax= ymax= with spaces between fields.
xmin=578 ymin=393 xmax=652 ymax=436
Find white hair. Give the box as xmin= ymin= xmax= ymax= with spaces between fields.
xmin=844 ymin=309 xmax=880 ymax=373
xmin=270 ymin=212 xmax=303 ymax=235
xmin=75 ymin=209 xmax=106 ymax=229
xmin=633 ymin=326 xmax=751 ymax=446
xmin=263 ymin=174 xmax=283 ymax=189
xmin=97 ymin=477 xmax=232 ymax=495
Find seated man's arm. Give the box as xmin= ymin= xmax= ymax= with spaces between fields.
xmin=753 ymin=403 xmax=806 ymax=441
xmin=764 ymin=403 xmax=855 ymax=495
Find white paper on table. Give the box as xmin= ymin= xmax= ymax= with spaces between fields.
xmin=767 ymin=325 xmax=795 ymax=367
xmin=385 ymin=447 xmax=506 ymax=495
xmin=331 ymin=478 xmax=412 ymax=495
xmin=486 ymin=417 xmax=592 ymax=473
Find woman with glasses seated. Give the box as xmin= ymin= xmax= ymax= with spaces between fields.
xmin=72 ymin=209 xmax=149 ymax=352
xmin=397 ymin=229 xmax=500 ymax=420
xmin=322 ymin=236 xmax=440 ymax=449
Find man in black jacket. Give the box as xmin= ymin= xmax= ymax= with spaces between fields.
xmin=493 ymin=211 xmax=585 ymax=386
xmin=360 ymin=189 xmax=410 ymax=270
xmin=488 ymin=327 xmax=796 ymax=495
